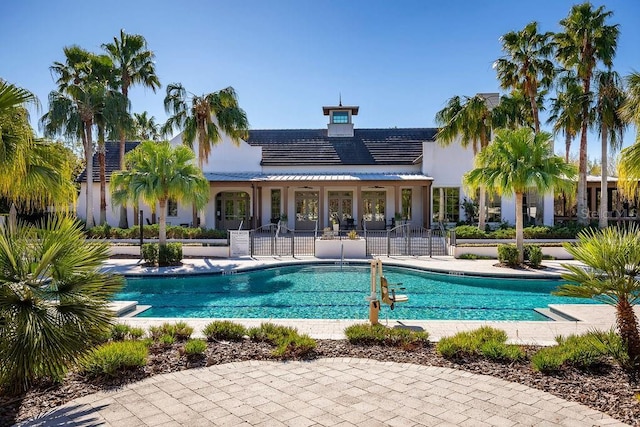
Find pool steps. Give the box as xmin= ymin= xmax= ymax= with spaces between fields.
xmin=533 ymin=307 xmax=579 ymax=322
xmin=109 ymin=301 xmax=152 ymax=318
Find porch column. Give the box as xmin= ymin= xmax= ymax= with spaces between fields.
xmin=590 ymin=186 xmax=597 ymax=216
xmin=283 ymin=186 xmax=289 ymax=226
xmin=356 ymin=185 xmax=362 ymax=229
xmin=318 ymin=185 xmax=325 ymax=228
xmin=395 ymin=184 xmax=401 ymax=218
xmin=423 ymin=184 xmax=431 ymax=229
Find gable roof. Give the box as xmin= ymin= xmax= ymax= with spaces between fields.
xmin=247 ymin=128 xmax=436 ymax=166
xmin=77 ymin=141 xmax=140 ymax=182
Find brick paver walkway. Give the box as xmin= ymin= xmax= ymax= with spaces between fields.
xmin=20 ymin=359 xmax=626 ymax=426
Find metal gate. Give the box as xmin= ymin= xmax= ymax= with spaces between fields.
xmin=250 ymin=223 xmax=316 ymax=257
xmin=365 ymin=223 xmax=448 ymax=257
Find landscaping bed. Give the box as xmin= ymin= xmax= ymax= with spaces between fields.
xmin=1 ymin=338 xmax=639 ymax=425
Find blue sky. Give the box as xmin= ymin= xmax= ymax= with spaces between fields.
xmin=1 ymin=0 xmax=638 ymax=158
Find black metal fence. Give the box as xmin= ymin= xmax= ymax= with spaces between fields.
xmin=249 ymin=221 xmax=448 ymax=258
xmin=250 ymin=222 xmax=317 ymax=257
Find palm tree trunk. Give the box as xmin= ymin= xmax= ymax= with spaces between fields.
xmin=84 ymin=123 xmax=95 ymax=229
xmin=99 ymin=149 xmax=106 ymax=225
xmin=478 ymin=188 xmax=486 ymax=230
xmin=158 ymin=199 xmax=167 ymax=246
xmin=576 ymin=122 xmax=589 ymax=225
xmin=565 ymin=132 xmax=571 ymax=163
xmin=118 ymin=130 xmax=129 ymax=228
xmin=527 ymin=80 xmax=540 ymax=133
xmin=616 ymin=298 xmax=640 ymax=362
xmin=599 ymin=126 xmax=609 ymax=229
xmin=515 ymin=192 xmax=524 ymax=264
xmin=98 ymin=125 xmax=107 ymax=225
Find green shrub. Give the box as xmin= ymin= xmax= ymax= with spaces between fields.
xmin=525 ymin=245 xmax=543 ymax=267
xmin=453 ymin=225 xmax=487 ymax=239
xmin=141 ymin=243 xmax=158 ymax=264
xmin=497 ymin=244 xmax=519 ymax=266
xmin=480 ymin=341 xmax=526 ymax=361
xmin=436 ymin=327 xmax=523 ymax=362
xmin=248 ymin=323 xmax=316 ymax=358
xmin=172 ymin=321 xmax=193 ymax=341
xmin=344 ymin=323 xmax=429 ymax=348
xmin=491 ymin=228 xmax=516 ymax=239
xmin=203 ymin=321 xmax=247 ymax=341
xmin=457 ymin=253 xmax=493 ymax=260
xmin=110 ymin=324 xmax=145 ymax=341
xmin=159 ymin=243 xmax=182 ymax=266
xmin=79 ymin=341 xmax=148 ymax=377
xmin=184 ymin=339 xmax=207 ymax=355
xmin=160 ymin=334 xmax=175 ymax=346
xmin=531 ymin=331 xmax=627 ymax=373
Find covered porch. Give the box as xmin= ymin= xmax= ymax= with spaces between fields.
xmin=204 ymin=172 xmax=433 ymax=231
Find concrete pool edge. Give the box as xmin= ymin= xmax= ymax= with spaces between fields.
xmin=103 ymin=256 xmax=625 ymax=346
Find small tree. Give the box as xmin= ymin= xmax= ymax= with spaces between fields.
xmin=0 ymin=216 xmax=123 ymax=393
xmin=464 ymin=128 xmax=576 ymax=264
xmin=110 ymin=141 xmax=209 ymax=247
xmin=555 ymin=225 xmax=640 ymax=362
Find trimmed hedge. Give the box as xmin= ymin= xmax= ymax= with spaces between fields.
xmin=86 ymin=224 xmax=227 ymax=239
xmin=453 ymin=224 xmax=594 ymax=240
xmin=497 ymin=244 xmax=519 ymax=266
xmin=142 ymin=243 xmax=183 ymax=266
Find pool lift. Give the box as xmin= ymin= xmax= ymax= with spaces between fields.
xmin=367 ymin=259 xmax=409 ymax=325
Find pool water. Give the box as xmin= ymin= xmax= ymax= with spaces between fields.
xmin=114 ymin=264 xmax=595 ymax=321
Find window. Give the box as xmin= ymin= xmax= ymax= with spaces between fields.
xmin=362 ymin=191 xmax=386 ymax=221
xmin=328 ymin=191 xmax=353 ymax=223
xmin=523 ymin=190 xmax=543 ymax=225
xmin=401 ymin=188 xmax=412 ymax=220
xmin=331 ymin=111 xmax=349 ymax=124
xmin=485 ymin=192 xmax=501 ymax=223
xmin=271 ymin=189 xmax=281 ymax=220
xmin=167 ymin=199 xmax=178 ymax=217
xmin=432 ymin=187 xmax=460 ymax=223
xmin=295 ymin=191 xmax=318 ymax=221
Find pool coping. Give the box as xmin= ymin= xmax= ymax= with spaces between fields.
xmin=103 ymin=256 xmax=629 ymax=346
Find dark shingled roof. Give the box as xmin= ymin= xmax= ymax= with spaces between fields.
xmin=77 ymin=141 xmax=140 ymax=182
xmin=78 ymin=128 xmax=437 ymax=182
xmin=247 ymin=128 xmax=436 ymax=166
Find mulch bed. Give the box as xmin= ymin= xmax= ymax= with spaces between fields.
xmin=1 ymin=340 xmax=639 ymax=426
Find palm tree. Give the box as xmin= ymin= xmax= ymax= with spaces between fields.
xmin=555 ymin=225 xmax=640 ymax=361
xmin=110 ymin=141 xmax=209 ymax=246
xmin=618 ymin=72 xmax=640 ymax=196
xmin=464 ymin=128 xmax=576 ymax=264
xmin=435 ymin=94 xmax=497 ymax=230
xmin=547 ymin=71 xmax=583 ymax=162
xmin=555 ymin=3 xmax=619 ymax=225
xmin=0 ymin=216 xmax=123 ymax=393
xmin=103 ymin=29 xmax=161 ymax=228
xmin=1 ymin=81 xmax=76 ymax=212
xmin=43 ymin=46 xmax=108 ymax=228
xmin=494 ymin=21 xmax=555 ymax=132
xmin=594 ymin=70 xmax=627 ymax=228
xmin=162 ymin=83 xmax=249 ymax=226
xmin=133 ymin=111 xmax=160 ymax=141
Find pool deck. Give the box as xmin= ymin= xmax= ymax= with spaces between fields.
xmin=104 ymin=256 xmax=629 ymax=346
xmin=19 ymin=256 xmax=631 ymax=426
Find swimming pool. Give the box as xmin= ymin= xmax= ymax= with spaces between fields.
xmin=114 ymin=264 xmax=596 ymax=321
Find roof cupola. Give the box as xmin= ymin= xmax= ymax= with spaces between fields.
xmin=323 ymin=99 xmax=359 ymax=137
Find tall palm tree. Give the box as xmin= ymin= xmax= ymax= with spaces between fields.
xmin=44 ymin=46 xmax=108 ymax=228
xmin=494 ymin=21 xmax=555 ymax=132
xmin=547 ymin=71 xmax=583 ymax=162
xmin=103 ymin=29 xmax=161 ymax=228
xmin=555 ymin=225 xmax=640 ymax=362
xmin=435 ymin=94 xmax=497 ymax=230
xmin=464 ymin=128 xmax=576 ymax=264
xmin=162 ymin=83 xmax=249 ymax=226
xmin=1 ymin=81 xmax=76 ymax=211
xmin=594 ymin=70 xmax=627 ymax=228
xmin=110 ymin=141 xmax=209 ymax=246
xmin=618 ymin=72 xmax=640 ymax=196
xmin=555 ymin=2 xmax=619 ymax=225
xmin=133 ymin=111 xmax=160 ymax=141
xmin=0 ymin=216 xmax=123 ymax=393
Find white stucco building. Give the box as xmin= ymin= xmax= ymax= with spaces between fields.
xmin=77 ymin=102 xmax=556 ymax=230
